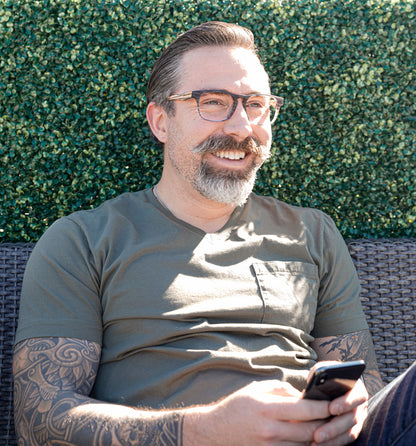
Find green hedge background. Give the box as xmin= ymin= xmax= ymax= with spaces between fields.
xmin=1 ymin=0 xmax=415 ymax=242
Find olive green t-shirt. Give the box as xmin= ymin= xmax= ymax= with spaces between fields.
xmin=16 ymin=189 xmax=367 ymax=408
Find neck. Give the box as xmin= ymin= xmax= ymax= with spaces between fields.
xmin=154 ymin=181 xmax=237 ymax=233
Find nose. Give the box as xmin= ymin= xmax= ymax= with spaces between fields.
xmin=222 ymin=99 xmax=253 ymax=141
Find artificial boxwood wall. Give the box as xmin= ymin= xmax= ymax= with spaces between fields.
xmin=1 ymin=0 xmax=415 ymax=242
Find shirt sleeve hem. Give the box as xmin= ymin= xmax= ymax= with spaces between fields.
xmin=14 ymin=322 xmax=102 ymax=346
xmin=311 ymin=317 xmax=369 ymax=338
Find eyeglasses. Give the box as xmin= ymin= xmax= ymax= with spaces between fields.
xmin=168 ymin=90 xmax=284 ymax=125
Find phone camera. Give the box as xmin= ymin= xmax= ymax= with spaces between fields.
xmin=319 ymin=373 xmax=327 ymax=385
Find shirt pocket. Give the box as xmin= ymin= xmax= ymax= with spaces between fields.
xmin=252 ymin=261 xmax=319 ymax=333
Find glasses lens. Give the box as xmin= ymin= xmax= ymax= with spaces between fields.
xmin=246 ymin=95 xmax=278 ymax=125
xmin=198 ymin=92 xmax=233 ymax=122
xmin=196 ymin=92 xmax=282 ymax=124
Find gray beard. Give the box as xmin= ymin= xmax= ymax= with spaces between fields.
xmin=193 ymin=160 xmax=258 ymax=206
xmin=191 ymin=135 xmax=269 ymax=206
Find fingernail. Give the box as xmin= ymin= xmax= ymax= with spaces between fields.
xmin=317 ymin=431 xmax=328 ymax=443
xmin=332 ymin=404 xmax=341 ymax=415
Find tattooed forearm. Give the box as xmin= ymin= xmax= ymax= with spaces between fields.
xmin=68 ymin=406 xmax=184 ymax=446
xmin=13 ymin=337 xmax=184 ymax=446
xmin=311 ymin=329 xmax=385 ymax=397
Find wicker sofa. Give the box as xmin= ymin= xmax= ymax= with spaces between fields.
xmin=1 ymin=239 xmax=416 ymax=445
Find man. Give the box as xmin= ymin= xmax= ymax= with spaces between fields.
xmin=13 ymin=21 xmax=415 ymax=445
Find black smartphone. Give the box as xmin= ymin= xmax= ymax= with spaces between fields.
xmin=303 ymin=360 xmax=366 ymax=401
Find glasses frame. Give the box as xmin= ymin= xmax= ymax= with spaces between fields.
xmin=168 ymin=89 xmax=284 ymax=125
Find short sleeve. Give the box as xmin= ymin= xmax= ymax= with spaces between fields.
xmin=15 ymin=216 xmax=103 ymax=345
xmin=311 ymin=215 xmax=368 ymax=338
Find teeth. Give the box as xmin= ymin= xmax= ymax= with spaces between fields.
xmin=216 ymin=151 xmax=246 ymax=160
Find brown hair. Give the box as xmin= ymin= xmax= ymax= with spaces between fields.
xmin=146 ymin=21 xmax=260 ymax=115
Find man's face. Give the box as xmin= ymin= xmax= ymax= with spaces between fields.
xmin=163 ymin=46 xmax=273 ymax=206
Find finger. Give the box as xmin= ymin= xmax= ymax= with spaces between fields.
xmin=329 ymin=381 xmax=368 ymax=416
xmin=312 ymin=403 xmax=367 ymax=445
xmin=235 ymin=380 xmax=331 ymax=422
xmin=311 ymin=424 xmax=362 ymax=446
xmin=313 ymin=413 xmax=354 ymax=444
xmin=262 ymin=419 xmax=327 ymax=444
xmin=265 ymin=397 xmax=331 ymax=422
xmin=311 ymin=429 xmax=357 ymax=446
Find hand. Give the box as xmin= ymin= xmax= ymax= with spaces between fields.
xmin=311 ymin=372 xmax=369 ymax=446
xmin=184 ymin=380 xmax=332 ymax=445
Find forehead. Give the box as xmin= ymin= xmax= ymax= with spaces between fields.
xmin=178 ymin=46 xmax=270 ymax=93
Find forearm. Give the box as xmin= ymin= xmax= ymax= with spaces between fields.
xmin=15 ymin=390 xmax=186 ymax=446
xmin=13 ymin=337 xmax=186 ymax=446
xmin=311 ymin=330 xmax=385 ymax=397
xmin=362 ymin=370 xmax=384 ymax=397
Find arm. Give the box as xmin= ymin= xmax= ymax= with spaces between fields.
xmin=301 ymin=330 xmax=384 ymax=445
xmin=13 ymin=337 xmax=184 ymax=445
xmin=14 ymin=337 xmax=339 ymax=446
xmin=311 ymin=329 xmax=384 ymax=397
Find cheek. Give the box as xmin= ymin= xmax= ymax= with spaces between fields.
xmin=255 ymin=124 xmax=272 ymax=146
xmin=165 ymin=130 xmax=202 ymax=177
xmin=254 ymin=129 xmax=272 ymax=163
xmin=167 ymin=114 xmax=216 ymax=149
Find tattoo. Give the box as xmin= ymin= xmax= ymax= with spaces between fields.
xmin=69 ymin=410 xmax=184 ymax=446
xmin=13 ymin=337 xmax=184 ymax=445
xmin=313 ymin=330 xmax=385 ymax=397
xmin=318 ymin=331 xmax=369 ymax=361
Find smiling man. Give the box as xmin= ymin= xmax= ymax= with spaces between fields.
xmin=13 ymin=21 xmax=416 ymax=446
xmin=147 ymin=42 xmax=277 ymax=230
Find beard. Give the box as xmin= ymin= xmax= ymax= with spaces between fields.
xmin=190 ymin=135 xmax=270 ymax=206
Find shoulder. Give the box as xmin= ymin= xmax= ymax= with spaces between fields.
xmin=244 ymin=194 xmax=350 ymax=268
xmin=38 ymin=189 xmax=153 ymax=244
xmin=67 ymin=189 xmax=151 ymax=225
xmin=246 ymin=193 xmax=337 ymax=234
xmin=248 ymin=193 xmax=328 ymax=217
xmin=24 ymin=189 xmax=157 ymax=277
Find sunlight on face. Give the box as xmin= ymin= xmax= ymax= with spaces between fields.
xmin=165 ymin=46 xmax=273 ymax=205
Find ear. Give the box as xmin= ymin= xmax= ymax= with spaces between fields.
xmin=146 ymin=102 xmax=168 ymax=144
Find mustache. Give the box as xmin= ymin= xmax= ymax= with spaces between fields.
xmin=191 ymin=135 xmax=268 ymax=158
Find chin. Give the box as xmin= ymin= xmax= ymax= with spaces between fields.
xmin=194 ymin=175 xmax=256 ymax=207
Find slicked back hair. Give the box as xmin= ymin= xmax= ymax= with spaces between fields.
xmin=146 ymin=21 xmax=261 ymax=118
